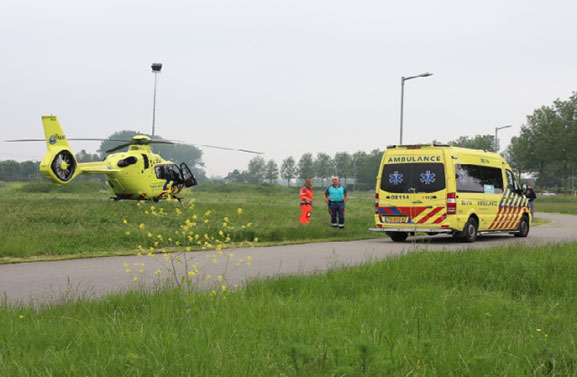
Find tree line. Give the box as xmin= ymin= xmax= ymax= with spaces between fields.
xmin=224 ymin=150 xmax=384 ymax=189
xmin=3 ymin=92 xmax=576 ymax=192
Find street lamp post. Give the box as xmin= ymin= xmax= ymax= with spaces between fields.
xmin=399 ymin=72 xmax=433 ymax=145
xmin=494 ymin=124 xmax=512 ymax=152
xmin=151 ymin=63 xmax=163 ymax=137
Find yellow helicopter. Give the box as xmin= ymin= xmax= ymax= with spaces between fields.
xmin=8 ymin=115 xmax=261 ymax=201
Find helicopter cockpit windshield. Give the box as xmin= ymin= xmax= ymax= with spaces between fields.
xmin=155 ymin=163 xmax=197 ymax=188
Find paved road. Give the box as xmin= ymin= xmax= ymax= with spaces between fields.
xmin=2 ymin=212 xmax=576 ymax=306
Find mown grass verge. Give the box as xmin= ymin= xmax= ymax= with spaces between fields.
xmin=2 ymin=242 xmax=577 ymax=376
xmin=536 ymin=195 xmax=577 ymax=215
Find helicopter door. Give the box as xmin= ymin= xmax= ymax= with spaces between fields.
xmin=180 ymin=163 xmax=197 ymax=187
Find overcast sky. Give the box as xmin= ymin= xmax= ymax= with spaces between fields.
xmin=2 ymin=0 xmax=576 ymax=177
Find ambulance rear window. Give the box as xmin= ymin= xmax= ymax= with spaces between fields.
xmin=381 ymin=163 xmax=445 ymax=193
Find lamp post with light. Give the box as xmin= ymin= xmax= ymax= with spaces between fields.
xmin=494 ymin=124 xmax=512 ymax=152
xmin=151 ymin=63 xmax=163 ymax=137
xmin=399 ymin=72 xmax=433 ymax=145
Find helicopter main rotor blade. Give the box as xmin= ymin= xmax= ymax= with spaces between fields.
xmin=106 ymin=143 xmax=132 ymax=154
xmin=5 ymin=138 xmax=134 ymax=143
xmin=198 ymin=144 xmax=264 ymax=154
xmin=167 ymin=140 xmax=263 ymax=155
xmin=5 ymin=139 xmax=45 ymax=142
xmin=148 ymin=140 xmax=174 ymax=145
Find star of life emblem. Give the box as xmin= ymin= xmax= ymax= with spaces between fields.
xmin=389 ymin=171 xmax=403 ymax=185
xmin=420 ymin=170 xmax=436 ymax=185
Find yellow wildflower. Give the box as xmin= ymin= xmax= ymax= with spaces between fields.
xmin=139 ymin=223 xmax=145 ymax=229
xmin=122 ymin=219 xmax=128 ymax=224
xmin=237 ymin=208 xmax=242 ymax=215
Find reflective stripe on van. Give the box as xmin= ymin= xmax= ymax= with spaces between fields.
xmin=488 ymin=189 xmax=529 ymax=230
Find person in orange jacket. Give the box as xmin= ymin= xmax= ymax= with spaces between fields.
xmin=299 ymin=179 xmax=313 ymax=223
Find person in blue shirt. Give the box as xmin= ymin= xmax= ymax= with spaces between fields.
xmin=324 ymin=176 xmax=348 ymax=228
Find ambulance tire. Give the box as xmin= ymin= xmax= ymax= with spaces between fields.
xmin=514 ymin=215 xmax=530 ymax=238
xmin=387 ymin=232 xmax=408 ymax=242
xmin=459 ymin=217 xmax=478 ymax=243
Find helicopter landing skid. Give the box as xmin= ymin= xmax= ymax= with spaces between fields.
xmin=110 ymin=196 xmax=182 ymax=202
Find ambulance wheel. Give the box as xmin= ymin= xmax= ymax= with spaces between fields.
xmin=387 ymin=232 xmax=408 ymax=242
xmin=459 ymin=217 xmax=478 ymax=243
xmin=514 ymin=215 xmax=530 ymax=238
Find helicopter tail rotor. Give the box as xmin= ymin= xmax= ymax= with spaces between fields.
xmin=49 ymin=150 xmax=77 ymax=182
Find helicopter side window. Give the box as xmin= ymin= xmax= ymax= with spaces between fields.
xmin=155 ymin=164 xmax=182 ymax=182
xmin=155 ymin=165 xmax=167 ymax=179
xmin=168 ymin=164 xmax=181 ymax=181
xmin=141 ymin=154 xmax=149 ymax=169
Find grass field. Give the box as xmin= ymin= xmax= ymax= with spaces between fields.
xmin=1 ymin=182 xmax=576 ymax=262
xmin=0 ymin=182 xmax=381 ymax=261
xmin=535 ymin=195 xmax=577 ymax=215
xmin=2 ymin=184 xmax=577 ymax=375
xmin=2 ymin=243 xmax=577 ymax=376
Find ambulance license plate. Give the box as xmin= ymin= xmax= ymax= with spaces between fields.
xmin=383 ymin=216 xmax=408 ymax=224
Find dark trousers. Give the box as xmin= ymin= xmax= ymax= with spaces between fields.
xmin=329 ymin=202 xmax=345 ymax=227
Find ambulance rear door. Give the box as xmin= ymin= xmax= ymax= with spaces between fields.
xmin=377 ymin=149 xmax=448 ymax=228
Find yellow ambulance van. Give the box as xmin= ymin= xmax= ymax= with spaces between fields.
xmin=371 ymin=145 xmax=530 ymax=242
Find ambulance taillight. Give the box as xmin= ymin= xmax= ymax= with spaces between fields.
xmin=447 ymin=192 xmax=457 ymax=214
xmin=374 ymin=192 xmax=379 ymax=214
